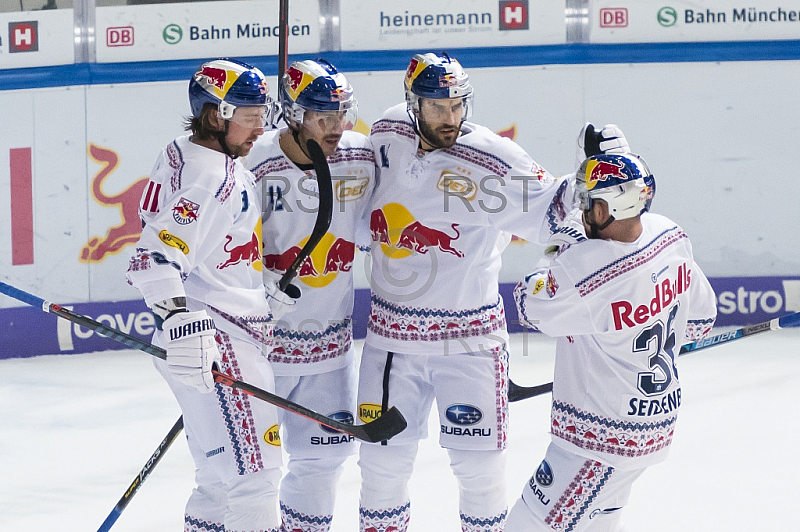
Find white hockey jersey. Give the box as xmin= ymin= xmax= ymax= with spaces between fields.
xmin=366 ymin=103 xmax=572 ymax=356
xmin=245 ymin=129 xmax=375 ymax=376
xmin=514 ymin=212 xmax=717 ymax=469
xmin=126 ymin=135 xmax=270 ymax=345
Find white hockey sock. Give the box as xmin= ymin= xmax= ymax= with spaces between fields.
xmin=448 ymin=448 xmax=508 ymax=532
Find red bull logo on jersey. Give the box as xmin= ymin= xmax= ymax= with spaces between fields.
xmin=263 ymin=232 xmax=354 ymax=288
xmin=217 ymin=221 xmax=263 ymax=271
xmin=611 ymin=263 xmax=691 ymax=330
xmin=370 ymin=203 xmax=464 ymax=259
xmin=172 ymin=197 xmax=200 ymax=225
xmin=585 ymin=158 xmax=625 ymax=191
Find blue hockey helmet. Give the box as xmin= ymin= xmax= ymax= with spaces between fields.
xmin=404 ymin=52 xmax=473 ymax=120
xmin=188 ymin=58 xmax=271 ymax=121
xmin=279 ymin=59 xmax=357 ymax=126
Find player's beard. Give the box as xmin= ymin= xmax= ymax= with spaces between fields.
xmin=418 ymin=118 xmax=459 ymax=150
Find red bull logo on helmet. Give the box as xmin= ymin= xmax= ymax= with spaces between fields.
xmin=284 ymin=64 xmax=316 ymax=100
xmin=370 ymin=203 xmax=464 ymax=259
xmin=585 ymin=159 xmax=625 ymax=191
xmin=263 ymin=232 xmax=355 ymax=288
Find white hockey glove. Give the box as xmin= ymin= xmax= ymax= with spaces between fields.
xmin=162 ymin=310 xmax=220 ymax=393
xmin=265 ymin=280 xmax=301 ymax=321
xmin=577 ymin=123 xmax=630 ymax=162
xmin=544 ymin=209 xmax=587 ymax=258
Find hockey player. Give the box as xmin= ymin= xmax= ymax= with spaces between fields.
xmin=244 ymin=59 xmax=374 ymax=532
xmin=357 ymin=52 xmax=629 ymax=532
xmin=505 ymin=153 xmax=717 ymax=531
xmin=126 ymin=58 xmax=295 ymax=532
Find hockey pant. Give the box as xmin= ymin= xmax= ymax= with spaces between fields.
xmin=504 ymin=442 xmax=645 ymax=532
xmin=154 ymin=329 xmax=282 ymax=532
xmin=357 ymin=345 xmax=509 ymax=532
xmin=274 ymin=362 xmax=357 ymax=532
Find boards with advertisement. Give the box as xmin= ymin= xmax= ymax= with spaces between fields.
xmin=589 ymin=0 xmax=800 ymax=43
xmin=0 ymin=8 xmax=73 ymax=69
xmin=340 ymin=0 xmax=564 ymax=51
xmin=95 ymin=0 xmax=320 ymax=63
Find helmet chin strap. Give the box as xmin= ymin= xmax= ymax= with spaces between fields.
xmin=584 ymin=210 xmax=615 ymax=239
xmin=290 ymin=126 xmax=313 ymax=161
xmin=216 ymin=120 xmax=237 ymax=159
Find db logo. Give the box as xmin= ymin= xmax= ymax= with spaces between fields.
xmin=9 ymin=21 xmax=38 ymax=53
xmin=107 ymin=26 xmax=134 ymax=47
xmin=599 ymin=8 xmax=628 ymax=28
xmin=499 ymin=0 xmax=529 ymax=31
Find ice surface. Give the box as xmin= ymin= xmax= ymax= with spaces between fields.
xmin=1 ymin=330 xmax=797 ymax=531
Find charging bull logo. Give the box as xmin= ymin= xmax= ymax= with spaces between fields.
xmin=199 ymin=66 xmax=227 ymax=90
xmin=285 ymin=65 xmax=313 ymax=100
xmin=585 ymin=159 xmax=626 ymax=191
xmin=263 ymin=232 xmax=355 ymax=288
xmin=370 ymin=203 xmax=463 ymax=259
xmin=80 ymin=144 xmax=149 ymax=263
xmin=217 ymin=221 xmax=263 ymax=271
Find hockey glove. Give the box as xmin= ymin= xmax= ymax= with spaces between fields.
xmin=163 ymin=310 xmax=220 ymax=393
xmin=578 ymin=123 xmax=630 ymax=159
xmin=266 ymin=280 xmax=301 ymax=321
xmin=545 ymin=209 xmax=587 ymax=258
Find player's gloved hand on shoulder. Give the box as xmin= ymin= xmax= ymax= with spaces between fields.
xmin=265 ymin=280 xmax=301 ymax=321
xmin=162 ymin=310 xmax=220 ymax=393
xmin=545 ymin=209 xmax=587 ymax=258
xmin=577 ymin=123 xmax=630 ymax=161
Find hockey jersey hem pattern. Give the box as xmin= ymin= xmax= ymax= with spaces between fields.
xmin=367 ymin=293 xmax=506 ymax=343
xmin=267 ymin=318 xmax=353 ymax=365
xmin=551 ymin=400 xmax=676 ymax=463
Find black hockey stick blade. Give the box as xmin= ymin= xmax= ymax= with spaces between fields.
xmin=0 ymin=282 xmax=406 ymax=443
xmin=278 ymin=138 xmax=333 ymax=291
xmin=509 ymin=379 xmax=553 ymax=402
xmin=96 ymin=416 xmax=184 ymax=532
xmin=213 ymin=371 xmax=406 ymax=443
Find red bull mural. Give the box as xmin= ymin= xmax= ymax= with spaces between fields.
xmin=370 ymin=203 xmax=464 ymax=259
xmin=80 ymin=144 xmax=148 ymax=263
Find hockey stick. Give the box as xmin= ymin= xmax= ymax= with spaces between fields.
xmin=0 ymin=282 xmax=407 ymax=443
xmin=96 ymin=416 xmax=184 ymax=532
xmin=508 ymin=311 xmax=800 ymax=402
xmin=278 ymin=138 xmax=333 ymax=291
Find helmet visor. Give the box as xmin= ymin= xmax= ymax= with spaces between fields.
xmin=228 ymin=105 xmax=274 ymax=129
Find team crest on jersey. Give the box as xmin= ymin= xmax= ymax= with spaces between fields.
xmin=335 ymin=176 xmax=369 ymax=202
xmin=437 ymin=170 xmax=476 ymax=201
xmin=172 ymin=197 xmax=200 ymax=225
